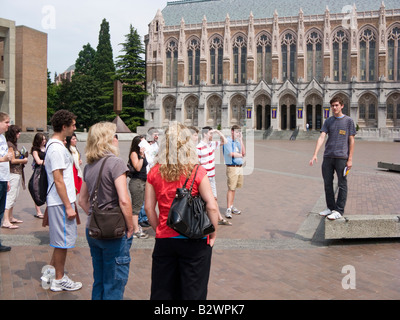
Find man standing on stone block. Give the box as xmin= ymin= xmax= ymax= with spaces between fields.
xmin=309 ymin=96 xmax=356 ymax=220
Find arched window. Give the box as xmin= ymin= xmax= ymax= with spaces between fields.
xmin=185 ymin=96 xmax=199 ymax=126
xmin=207 ymin=95 xmax=222 ymax=127
xmin=188 ymin=38 xmax=200 ymax=85
xmin=256 ymin=33 xmax=272 ymax=82
xmin=210 ymin=37 xmax=223 ymax=85
xmin=387 ymin=93 xmax=400 ymax=127
xmin=388 ymin=26 xmax=400 ymax=81
xmin=332 ymin=30 xmax=349 ymax=82
xmin=232 ymin=35 xmax=247 ymax=84
xmin=163 ymin=96 xmax=177 ymax=126
xmin=281 ymin=32 xmax=297 ymax=82
xmin=359 ymin=93 xmax=377 ymax=127
xmin=359 ymin=28 xmax=376 ymax=82
xmin=306 ymin=31 xmax=323 ymax=82
xmin=166 ymin=40 xmax=178 ymax=87
xmin=230 ymin=94 xmax=246 ymax=126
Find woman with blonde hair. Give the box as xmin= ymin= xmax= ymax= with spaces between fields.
xmin=79 ymin=122 xmax=135 ymax=300
xmin=145 ymin=122 xmax=219 ymax=300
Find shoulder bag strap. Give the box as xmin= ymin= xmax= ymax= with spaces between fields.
xmin=182 ymin=165 xmax=196 ymax=189
xmin=90 ymin=156 xmax=110 ymax=210
xmin=188 ymin=164 xmax=200 ymax=193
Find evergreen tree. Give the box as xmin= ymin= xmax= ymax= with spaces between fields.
xmin=93 ymin=18 xmax=116 ymax=120
xmin=75 ymin=43 xmax=96 ymax=76
xmin=69 ymin=43 xmax=102 ymax=130
xmin=113 ymin=24 xmax=148 ymax=131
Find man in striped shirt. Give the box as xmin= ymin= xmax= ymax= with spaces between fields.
xmin=196 ymin=127 xmax=231 ymax=226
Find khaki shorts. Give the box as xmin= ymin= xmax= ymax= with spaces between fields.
xmin=6 ymin=173 xmax=21 ymax=210
xmin=226 ymin=166 xmax=243 ymax=191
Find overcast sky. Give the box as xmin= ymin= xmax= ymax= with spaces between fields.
xmin=1 ymin=0 xmax=167 ymax=77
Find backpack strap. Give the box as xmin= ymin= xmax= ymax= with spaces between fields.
xmin=44 ymin=141 xmax=57 ymax=195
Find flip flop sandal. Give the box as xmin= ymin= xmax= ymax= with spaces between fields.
xmin=218 ymin=219 xmax=232 ymax=226
xmin=2 ymin=224 xmax=19 ymax=229
xmin=10 ymin=219 xmax=23 ymax=223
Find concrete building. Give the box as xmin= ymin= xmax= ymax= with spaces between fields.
xmin=143 ymin=0 xmax=400 ymax=140
xmin=0 ymin=18 xmax=47 ymax=132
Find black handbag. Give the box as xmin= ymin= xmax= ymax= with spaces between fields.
xmin=167 ymin=165 xmax=215 ymax=239
xmin=88 ymin=156 xmax=127 ymax=240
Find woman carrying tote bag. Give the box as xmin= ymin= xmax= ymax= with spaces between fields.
xmin=78 ymin=122 xmax=135 ymax=300
xmin=145 ymin=122 xmax=219 ymax=300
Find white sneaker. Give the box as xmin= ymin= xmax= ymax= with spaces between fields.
xmin=225 ymin=207 xmax=232 ymax=219
xmin=40 ymin=265 xmax=55 ymax=289
xmin=319 ymin=208 xmax=332 ymax=216
xmin=231 ymin=206 xmax=241 ymax=215
xmin=133 ymin=226 xmax=149 ymax=239
xmin=327 ymin=210 xmax=342 ymax=220
xmin=50 ymin=274 xmax=82 ymax=292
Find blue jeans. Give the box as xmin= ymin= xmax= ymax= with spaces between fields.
xmin=86 ymin=229 xmax=133 ymax=300
xmin=139 ymin=203 xmax=148 ymax=223
xmin=0 ymin=181 xmax=7 ymax=222
xmin=0 ymin=181 xmax=7 ymax=245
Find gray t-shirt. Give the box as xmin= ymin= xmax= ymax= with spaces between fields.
xmin=321 ymin=115 xmax=356 ymax=159
xmin=83 ymin=154 xmax=128 ymax=216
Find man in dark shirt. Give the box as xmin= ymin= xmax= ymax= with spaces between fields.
xmin=309 ymin=97 xmax=356 ymax=220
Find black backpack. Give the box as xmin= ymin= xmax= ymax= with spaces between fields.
xmin=28 ymin=142 xmax=56 ymax=206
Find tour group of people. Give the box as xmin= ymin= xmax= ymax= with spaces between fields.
xmin=0 ymin=96 xmax=355 ymax=299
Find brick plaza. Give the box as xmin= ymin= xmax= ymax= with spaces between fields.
xmin=0 ymin=138 xmax=399 ymax=300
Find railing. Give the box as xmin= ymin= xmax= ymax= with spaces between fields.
xmin=162 ymin=9 xmax=400 ymax=31
xmin=357 ymin=128 xmax=400 ymax=140
xmin=290 ymin=126 xmax=299 ymax=140
xmin=263 ymin=126 xmax=273 ymax=139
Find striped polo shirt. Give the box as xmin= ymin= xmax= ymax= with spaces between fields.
xmin=321 ymin=115 xmax=356 ymax=159
xmin=196 ymin=140 xmax=220 ymax=177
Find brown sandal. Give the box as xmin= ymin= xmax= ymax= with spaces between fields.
xmin=218 ymin=219 xmax=232 ymax=226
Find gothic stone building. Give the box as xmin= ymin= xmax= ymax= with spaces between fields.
xmin=144 ymin=0 xmax=400 ymax=139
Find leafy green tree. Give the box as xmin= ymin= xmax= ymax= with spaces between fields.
xmin=68 ymin=43 xmax=103 ymax=130
xmin=54 ymin=78 xmax=72 ymax=114
xmin=113 ymin=24 xmax=148 ymax=131
xmin=69 ymin=74 xmax=102 ymax=130
xmin=47 ymin=70 xmax=59 ymax=123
